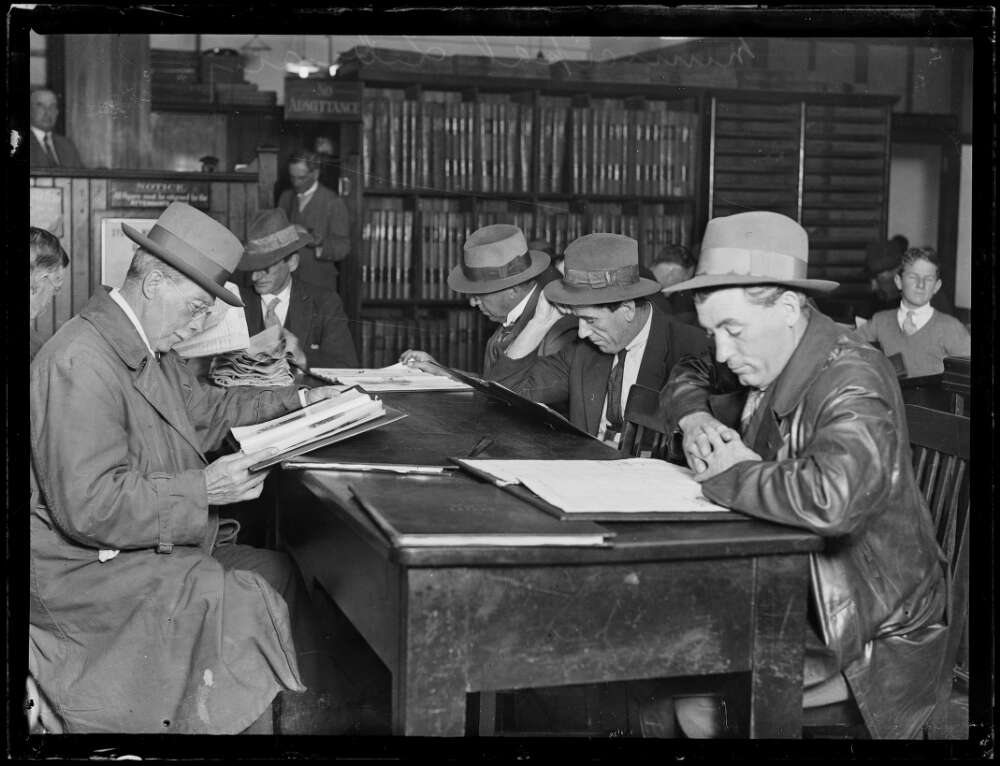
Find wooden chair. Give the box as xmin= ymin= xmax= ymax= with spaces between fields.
xmin=804 ymin=403 xmax=970 ymax=739
xmin=618 ymin=384 xmax=679 ymax=461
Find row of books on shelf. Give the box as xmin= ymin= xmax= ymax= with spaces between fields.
xmin=360 ymin=89 xmax=698 ymax=196
xmin=356 ymin=312 xmax=489 ymax=373
xmin=361 ymin=200 xmax=692 ymax=299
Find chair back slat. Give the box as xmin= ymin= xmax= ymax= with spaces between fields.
xmin=903 ymin=403 xmax=971 ymax=725
xmin=620 ymin=384 xmax=674 ymax=460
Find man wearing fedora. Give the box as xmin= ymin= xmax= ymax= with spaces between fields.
xmin=239 ymin=208 xmax=359 ymax=370
xmin=648 ymin=211 xmax=947 ymax=738
xmin=490 ymin=232 xmax=708 ymax=442
xmin=29 ymin=202 xmax=349 ymax=734
xmin=400 ymin=224 xmax=577 ymax=376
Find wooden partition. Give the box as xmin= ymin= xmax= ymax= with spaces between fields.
xmin=29 ymin=160 xmax=274 ymax=345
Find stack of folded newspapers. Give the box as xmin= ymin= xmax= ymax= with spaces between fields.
xmin=210 ymin=325 xmax=294 ymax=388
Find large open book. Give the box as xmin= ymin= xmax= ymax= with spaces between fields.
xmin=453 ymin=457 xmax=741 ymax=521
xmin=310 ymin=363 xmax=472 ymax=392
xmin=346 ymin=474 xmax=613 ymax=547
xmin=232 ymin=387 xmax=407 ymax=471
xmin=425 ymin=362 xmax=598 ymax=440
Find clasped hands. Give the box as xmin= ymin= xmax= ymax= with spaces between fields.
xmin=679 ymin=411 xmax=762 ymax=482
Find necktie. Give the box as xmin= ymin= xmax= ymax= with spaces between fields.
xmin=740 ymin=388 xmax=766 ymax=437
xmin=485 ymin=324 xmax=516 ymax=369
xmin=44 ymin=133 xmax=59 ymax=165
xmin=902 ymin=310 xmax=918 ymax=336
xmin=263 ymin=297 xmax=281 ymax=329
xmin=605 ymin=349 xmax=628 ymax=434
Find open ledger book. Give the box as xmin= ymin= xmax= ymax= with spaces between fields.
xmin=453 ymin=457 xmax=741 ymax=521
xmin=309 ymin=363 xmax=472 ymax=392
xmin=232 ymin=388 xmax=407 ymax=471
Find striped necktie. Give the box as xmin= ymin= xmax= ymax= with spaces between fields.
xmin=263 ymin=296 xmax=281 ymax=329
xmin=44 ymin=133 xmax=59 ymax=165
xmin=902 ymin=310 xmax=918 ymax=336
xmin=740 ymin=388 xmax=766 ymax=437
xmin=605 ymin=349 xmax=628 ymax=434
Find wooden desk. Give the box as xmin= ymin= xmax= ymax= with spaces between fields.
xmin=277 ymin=391 xmax=823 ymax=738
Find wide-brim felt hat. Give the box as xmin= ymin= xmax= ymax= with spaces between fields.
xmin=661 ymin=211 xmax=839 ymax=295
xmin=122 ymin=201 xmax=245 ymax=307
xmin=238 ymin=208 xmax=313 ymax=272
xmin=545 ymin=233 xmax=662 ymax=305
xmin=447 ymin=224 xmax=550 ymax=294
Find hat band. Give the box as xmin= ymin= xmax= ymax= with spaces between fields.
xmin=146 ymin=225 xmax=229 ymax=286
xmin=697 ymin=247 xmax=808 ymax=281
xmin=246 ymin=225 xmax=304 ymax=256
xmin=564 ymin=264 xmax=640 ymax=289
xmin=462 ymin=251 xmax=532 ymax=282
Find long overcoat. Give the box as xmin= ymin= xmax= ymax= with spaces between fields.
xmin=29 ymin=289 xmax=306 ymax=733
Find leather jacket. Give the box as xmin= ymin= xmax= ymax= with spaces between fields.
xmin=663 ymin=310 xmax=948 ymax=738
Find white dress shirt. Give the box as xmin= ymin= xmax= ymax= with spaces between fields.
xmin=259 ymin=279 xmax=293 ymax=327
xmin=31 ymin=125 xmax=58 ymax=163
xmin=897 ymin=301 xmax=935 ymax=333
xmin=109 ymin=288 xmax=155 ymax=357
xmin=504 ymin=284 xmax=537 ymax=327
xmin=296 ymin=180 xmax=319 ymax=212
xmin=598 ymin=308 xmax=653 ymax=444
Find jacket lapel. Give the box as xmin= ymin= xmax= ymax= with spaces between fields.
xmin=580 ymin=348 xmax=613 ymax=434
xmin=285 ymin=281 xmax=312 ymax=341
xmin=132 ymin=357 xmax=207 ymax=462
xmin=635 ymin=306 xmax=669 ymax=390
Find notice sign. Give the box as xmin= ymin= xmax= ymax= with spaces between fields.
xmin=284 ymin=79 xmax=362 ymax=122
xmin=110 ymin=180 xmax=210 ymax=210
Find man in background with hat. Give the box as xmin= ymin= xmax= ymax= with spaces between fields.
xmin=239 ymin=208 xmax=359 ymax=370
xmin=490 ymin=232 xmax=708 ymax=442
xmin=399 ymin=224 xmax=576 ymax=376
xmin=29 ymin=202 xmax=349 ymax=734
xmin=648 ymin=211 xmax=947 ymax=738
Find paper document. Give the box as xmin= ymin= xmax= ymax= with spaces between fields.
xmin=457 ymin=458 xmax=731 ymax=514
xmin=174 ymin=282 xmax=250 ymax=358
xmin=310 ymin=363 xmax=471 ymax=392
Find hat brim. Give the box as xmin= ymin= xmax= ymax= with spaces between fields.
xmin=660 ymin=274 xmax=840 ymax=295
xmin=122 ymin=223 xmax=244 ymax=307
xmin=447 ymin=250 xmax=550 ymax=294
xmin=545 ymin=276 xmax=663 ymax=306
xmin=237 ymin=232 xmax=312 ymax=273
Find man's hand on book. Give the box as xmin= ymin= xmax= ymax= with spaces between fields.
xmin=399 ymin=349 xmax=440 ymax=373
xmin=204 ymin=451 xmax=275 ymax=505
xmin=282 ymin=329 xmax=308 ymax=371
xmin=691 ymin=426 xmax=761 ymax=482
xmin=303 ymin=386 xmax=345 ymax=405
xmin=678 ymin=411 xmax=732 ymax=474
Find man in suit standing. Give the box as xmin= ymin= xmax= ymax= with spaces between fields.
xmin=490 ymin=232 xmax=709 ymax=444
xmin=238 ymin=208 xmax=358 ymax=370
xmin=399 ymin=224 xmax=577 ymax=376
xmin=28 ymin=88 xmax=84 ymax=168
xmin=277 ymin=149 xmax=351 ymax=293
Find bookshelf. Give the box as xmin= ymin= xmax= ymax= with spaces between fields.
xmin=337 ymin=50 xmax=704 ymax=371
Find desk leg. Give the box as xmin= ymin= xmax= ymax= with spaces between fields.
xmin=749 ymin=554 xmax=810 ymax=738
xmin=394 ymin=662 xmax=468 ymax=736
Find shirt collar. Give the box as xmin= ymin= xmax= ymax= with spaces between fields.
xmin=624 ymin=304 xmax=653 ymax=354
xmin=260 ymin=278 xmax=293 ymax=305
xmin=898 ymin=301 xmax=934 ymax=323
xmin=297 ymin=180 xmax=319 ymax=198
xmin=108 ymin=287 xmax=156 ymax=357
xmin=504 ymin=284 xmax=537 ymax=327
xmin=30 ymin=126 xmax=49 ymax=144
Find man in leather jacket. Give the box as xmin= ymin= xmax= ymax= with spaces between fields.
xmin=652 ymin=211 xmax=948 ymax=739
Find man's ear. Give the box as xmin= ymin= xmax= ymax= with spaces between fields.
xmin=141 ymin=268 xmax=167 ymax=300
xmin=779 ymin=290 xmax=803 ymax=327
xmin=287 ymin=252 xmax=300 ymax=273
xmin=621 ymin=300 xmax=637 ymax=321
xmin=893 ymin=272 xmax=903 ymax=293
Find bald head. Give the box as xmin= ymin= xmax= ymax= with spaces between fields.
xmin=30 ymin=89 xmax=59 ymax=132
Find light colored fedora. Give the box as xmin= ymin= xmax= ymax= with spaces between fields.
xmin=122 ymin=202 xmax=245 ymax=307
xmin=238 ymin=208 xmax=313 ymax=272
xmin=545 ymin=233 xmax=661 ymax=305
xmin=447 ymin=224 xmax=550 ymax=294
xmin=662 ymin=211 xmax=838 ymax=295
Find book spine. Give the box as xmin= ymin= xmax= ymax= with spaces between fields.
xmin=402 ymin=210 xmax=413 ymax=299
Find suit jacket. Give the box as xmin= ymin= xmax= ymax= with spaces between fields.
xmin=29 ymin=289 xmax=305 ymax=732
xmin=490 ymin=302 xmax=709 ymax=436
xmin=29 ymin=130 xmax=84 ymax=168
xmin=481 ymin=274 xmax=578 ymax=377
xmin=663 ymin=310 xmax=948 ymax=739
xmin=277 ymin=184 xmax=350 ymax=291
xmin=240 ymin=279 xmax=359 ymax=368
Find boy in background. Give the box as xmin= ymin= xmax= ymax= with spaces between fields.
xmin=855 ymin=247 xmax=970 ymax=377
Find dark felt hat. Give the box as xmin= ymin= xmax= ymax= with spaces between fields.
xmin=447 ymin=224 xmax=550 ymax=294
xmin=238 ymin=208 xmax=313 ymax=272
xmin=544 ymin=233 xmax=661 ymax=305
xmin=122 ymin=202 xmax=245 ymax=307
xmin=662 ymin=211 xmax=838 ymax=295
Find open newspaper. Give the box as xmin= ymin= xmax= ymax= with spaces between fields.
xmin=453 ymin=457 xmax=741 ymax=521
xmin=232 ymin=387 xmax=406 ymax=471
xmin=309 ymin=362 xmax=471 ymax=392
xmin=173 ymin=281 xmax=250 ymax=358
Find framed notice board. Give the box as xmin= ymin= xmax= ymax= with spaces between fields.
xmin=97 ymin=211 xmax=159 ymax=290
